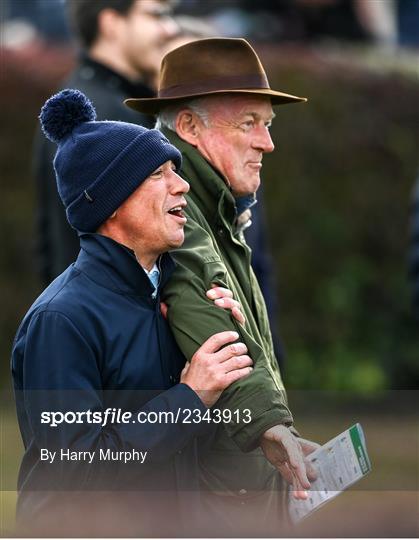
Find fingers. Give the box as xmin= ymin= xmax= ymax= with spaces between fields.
xmin=221 ymin=354 xmax=253 ymax=373
xmin=281 ymin=437 xmax=310 ymax=490
xmin=198 ymin=331 xmax=239 ymax=354
xmin=297 ymin=437 xmax=321 ymax=456
xmin=213 ymin=297 xmax=241 ymax=310
xmin=231 ymin=306 xmax=245 ymax=325
xmin=224 ymin=365 xmax=253 ymax=385
xmin=276 ymin=461 xmax=295 ymax=486
xmin=206 ymin=285 xmax=245 ymax=324
xmin=264 ymin=426 xmax=311 ymax=491
xmin=213 ymin=297 xmax=245 ymax=325
xmin=290 ymin=466 xmax=310 ymax=499
xmin=290 ymin=485 xmax=309 ymax=500
xmin=206 ymin=286 xmax=233 ymax=300
xmin=289 ymin=455 xmax=310 ymax=490
xmin=213 ymin=342 xmax=248 ymax=363
xmin=180 ymin=361 xmax=190 ymax=376
xmin=296 ymin=438 xmax=320 ymax=481
xmin=213 ymin=298 xmax=245 ymax=324
xmin=179 ymin=361 xmax=191 ymax=383
xmin=305 ymin=460 xmax=318 ymax=482
xmin=278 ymin=460 xmax=310 ymax=500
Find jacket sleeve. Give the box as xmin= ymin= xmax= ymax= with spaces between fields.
xmin=19 ymin=309 xmax=209 ymax=486
xmin=162 ymin=213 xmax=294 ymax=452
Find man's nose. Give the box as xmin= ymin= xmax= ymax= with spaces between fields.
xmin=252 ymin=125 xmax=275 ymax=153
xmin=171 ymin=171 xmax=190 ymax=194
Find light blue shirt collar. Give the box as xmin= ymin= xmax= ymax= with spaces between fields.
xmin=143 ymin=263 xmax=159 ymax=298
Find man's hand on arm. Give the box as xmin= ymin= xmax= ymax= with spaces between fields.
xmin=206 ymin=284 xmax=245 ymax=325
xmin=260 ymin=426 xmax=320 ymax=499
xmin=181 ymin=331 xmax=252 ymax=408
xmin=161 ymin=284 xmax=245 ymax=325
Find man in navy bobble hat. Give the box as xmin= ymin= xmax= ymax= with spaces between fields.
xmin=11 ymin=89 xmax=253 ymax=536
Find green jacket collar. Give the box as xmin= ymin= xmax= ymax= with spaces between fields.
xmin=162 ymin=128 xmax=237 ymax=227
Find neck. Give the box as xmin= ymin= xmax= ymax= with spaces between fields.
xmin=135 ymin=252 xmax=158 ymax=272
xmin=96 ymin=228 xmax=158 ymax=271
xmin=88 ymin=44 xmax=141 ymax=83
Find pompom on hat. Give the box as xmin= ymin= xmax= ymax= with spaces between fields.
xmin=39 ymin=89 xmax=182 ymax=232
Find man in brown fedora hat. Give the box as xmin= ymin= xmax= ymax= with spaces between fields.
xmin=126 ymin=38 xmax=318 ymax=535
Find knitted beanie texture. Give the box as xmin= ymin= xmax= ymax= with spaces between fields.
xmin=39 ymin=89 xmax=182 ymax=232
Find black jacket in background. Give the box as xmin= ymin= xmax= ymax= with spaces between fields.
xmin=33 ymin=55 xmax=155 ymax=286
xmin=409 ymin=176 xmax=419 ymax=320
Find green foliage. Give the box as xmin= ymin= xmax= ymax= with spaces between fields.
xmin=262 ymin=52 xmax=419 ymax=390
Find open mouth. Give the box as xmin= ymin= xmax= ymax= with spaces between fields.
xmin=167 ymin=205 xmax=186 ymax=220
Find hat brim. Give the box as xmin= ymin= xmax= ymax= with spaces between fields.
xmin=125 ymin=88 xmax=307 ymax=115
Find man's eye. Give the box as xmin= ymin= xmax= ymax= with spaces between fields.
xmin=150 ymin=170 xmax=163 ymax=178
xmin=241 ymin=121 xmax=254 ymax=131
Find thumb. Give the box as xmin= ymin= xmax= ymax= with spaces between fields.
xmin=181 ymin=361 xmax=191 ymax=377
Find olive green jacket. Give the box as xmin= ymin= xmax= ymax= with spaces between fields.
xmin=162 ymin=129 xmax=294 ymax=494
xmin=162 ymin=130 xmax=293 ymax=494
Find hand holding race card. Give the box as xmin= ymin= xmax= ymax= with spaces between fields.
xmin=289 ymin=423 xmax=372 ymax=523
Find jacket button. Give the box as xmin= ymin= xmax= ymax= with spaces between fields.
xmin=218 ymin=228 xmax=224 ymax=236
xmin=238 ymin=488 xmax=247 ymax=496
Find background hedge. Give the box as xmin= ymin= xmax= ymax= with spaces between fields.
xmin=1 ymin=44 xmax=418 ymax=393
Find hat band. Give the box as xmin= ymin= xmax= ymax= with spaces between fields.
xmin=158 ymin=73 xmax=270 ymax=98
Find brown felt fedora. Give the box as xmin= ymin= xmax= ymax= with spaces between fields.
xmin=125 ymin=37 xmax=307 ymax=114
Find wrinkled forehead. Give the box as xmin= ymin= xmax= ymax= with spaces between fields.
xmin=204 ymin=94 xmax=275 ymax=121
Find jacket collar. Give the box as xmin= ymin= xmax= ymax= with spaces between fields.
xmin=75 ymin=233 xmax=175 ymax=297
xmin=78 ymin=54 xmax=155 ymax=99
xmin=162 ymin=128 xmax=237 ymax=226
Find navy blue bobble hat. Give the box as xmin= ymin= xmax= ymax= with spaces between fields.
xmin=39 ymin=89 xmax=182 ymax=232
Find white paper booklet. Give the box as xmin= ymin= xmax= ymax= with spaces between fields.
xmin=288 ymin=423 xmax=372 ymax=523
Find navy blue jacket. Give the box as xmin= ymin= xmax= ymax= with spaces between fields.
xmin=11 ymin=233 xmax=210 ymax=534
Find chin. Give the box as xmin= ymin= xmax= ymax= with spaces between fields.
xmin=169 ymin=234 xmax=185 ymax=249
xmin=251 ymin=176 xmax=261 ymax=192
xmin=234 ymin=175 xmax=260 ymax=195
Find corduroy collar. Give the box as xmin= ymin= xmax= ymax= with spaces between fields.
xmin=75 ymin=232 xmax=175 ymax=298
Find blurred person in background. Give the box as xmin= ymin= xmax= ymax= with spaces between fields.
xmin=33 ymin=0 xmax=178 ymax=287
xmin=174 ymin=0 xmax=400 ymax=46
xmin=397 ymin=0 xmax=419 ymax=48
xmin=1 ymin=0 xmax=70 ymax=45
xmin=126 ymin=38 xmax=318 ymax=536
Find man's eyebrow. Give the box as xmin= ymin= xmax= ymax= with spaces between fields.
xmin=242 ymin=111 xmax=276 ymax=122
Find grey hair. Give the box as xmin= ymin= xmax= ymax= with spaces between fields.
xmin=155 ymin=97 xmax=212 ymax=131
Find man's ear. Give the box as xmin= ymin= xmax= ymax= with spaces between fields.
xmin=175 ymin=110 xmax=203 ymax=147
xmin=97 ymin=8 xmax=123 ymax=42
xmin=97 ymin=210 xmax=117 ymax=235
